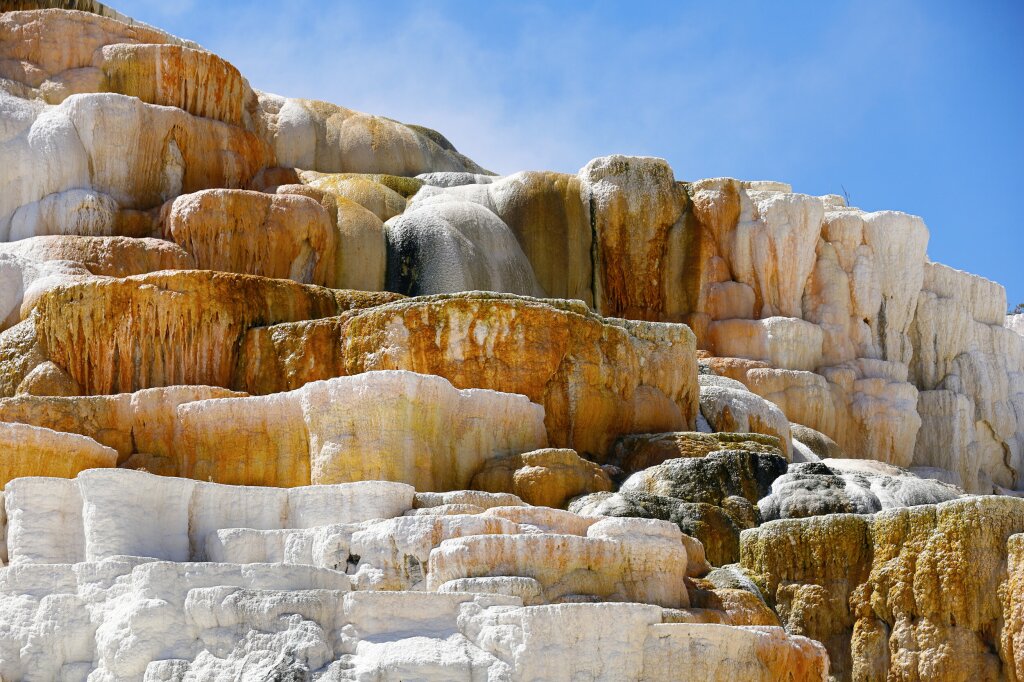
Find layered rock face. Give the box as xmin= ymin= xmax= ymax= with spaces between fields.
xmin=25 ymin=270 xmax=399 ymax=394
xmin=742 ymin=496 xmax=1024 ymax=680
xmin=0 ymin=469 xmax=828 ymax=680
xmin=236 ymin=292 xmax=699 ymax=459
xmin=0 ymin=4 xmax=1020 ymax=680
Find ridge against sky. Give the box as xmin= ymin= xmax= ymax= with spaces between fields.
xmin=120 ymin=0 xmax=1024 ymax=305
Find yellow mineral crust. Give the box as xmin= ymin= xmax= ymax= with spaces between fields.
xmin=742 ymin=496 xmax=1024 ymax=681
xmin=0 ymin=420 xmax=116 ymax=486
xmin=31 ymin=270 xmax=398 ymax=394
xmin=0 ymin=385 xmax=244 ymax=466
xmin=176 ymin=370 xmax=548 ymax=489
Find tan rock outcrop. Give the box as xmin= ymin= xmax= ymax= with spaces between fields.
xmin=909 ymin=262 xmax=1024 ymax=492
xmin=259 ymin=94 xmax=489 ymax=177
xmin=580 ymin=155 xmax=686 ymax=320
xmin=159 ymin=189 xmax=337 ymax=286
xmin=0 ymin=420 xmax=117 ymax=486
xmin=1005 ymin=533 xmax=1024 ymax=679
xmin=236 ymin=292 xmax=698 ymax=458
xmin=27 ymin=270 xmax=397 ymax=395
xmin=470 ymin=448 xmax=613 ymax=508
xmin=675 ymin=181 xmax=943 ymax=474
xmin=0 ymin=235 xmax=194 ymax=276
xmin=743 ymin=496 xmax=1024 ymax=680
xmin=0 ymin=9 xmax=201 ymax=104
xmin=0 ymin=385 xmax=243 ymax=468
xmin=14 ymin=360 xmax=80 ymax=396
xmin=177 ymin=371 xmax=548 ymax=488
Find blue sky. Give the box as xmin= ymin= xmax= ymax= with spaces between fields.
xmin=121 ymin=0 xmax=1024 ymax=306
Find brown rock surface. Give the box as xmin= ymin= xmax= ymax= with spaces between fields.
xmin=613 ymin=431 xmax=784 ymax=475
xmin=0 ymin=235 xmax=194 ymax=276
xmin=235 ymin=292 xmax=698 ymax=458
xmin=14 ymin=360 xmax=80 ymax=396
xmin=159 ymin=189 xmax=337 ymax=286
xmin=29 ymin=270 xmax=399 ymax=395
xmin=470 ymin=448 xmax=613 ymax=508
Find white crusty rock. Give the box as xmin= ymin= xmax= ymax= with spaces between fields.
xmin=698 ymin=374 xmax=793 ymax=457
xmin=3 ymin=468 xmax=415 ymax=565
xmin=0 ymin=251 xmax=93 ymax=330
xmin=757 ymin=459 xmax=964 ymax=521
xmin=909 ymin=262 xmax=1024 ymax=492
xmin=0 ymin=556 xmax=828 ymax=681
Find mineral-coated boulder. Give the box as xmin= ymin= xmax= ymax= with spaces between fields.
xmin=469 ymin=448 xmax=613 ymax=508
xmin=698 ymin=374 xmax=793 ymax=456
xmin=384 ymin=200 xmax=544 ymax=297
xmin=159 ymin=189 xmax=337 ymax=286
xmin=569 ymin=489 xmax=749 ymax=567
xmin=613 ymin=431 xmax=784 ymax=475
xmin=790 ymin=423 xmax=846 ymax=460
xmin=619 ymin=450 xmax=787 ymax=506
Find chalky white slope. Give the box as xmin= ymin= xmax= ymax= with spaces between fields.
xmin=0 ymin=469 xmax=828 ymax=681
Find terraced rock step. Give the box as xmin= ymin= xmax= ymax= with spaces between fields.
xmin=0 ymin=3 xmax=1021 ymax=681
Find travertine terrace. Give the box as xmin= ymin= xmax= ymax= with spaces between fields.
xmin=0 ymin=2 xmax=1021 ymax=680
